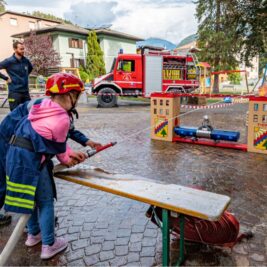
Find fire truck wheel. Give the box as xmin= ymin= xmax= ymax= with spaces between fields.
xmin=97 ymin=87 xmax=118 ymax=108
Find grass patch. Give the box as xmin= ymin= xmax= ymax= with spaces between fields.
xmin=219 ymin=91 xmax=242 ymax=95
xmin=207 ymin=98 xmax=223 ymax=104
xmin=87 ymin=95 xmax=150 ymax=102
xmin=87 ymin=95 xmax=96 ymax=99
xmin=119 ymin=96 xmax=150 ymax=102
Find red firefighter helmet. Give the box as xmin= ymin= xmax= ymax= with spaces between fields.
xmin=45 ymin=73 xmax=84 ymax=96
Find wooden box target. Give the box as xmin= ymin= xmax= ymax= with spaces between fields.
xmin=247 ymin=97 xmax=267 ymax=154
xmin=151 ymin=93 xmax=180 ymax=142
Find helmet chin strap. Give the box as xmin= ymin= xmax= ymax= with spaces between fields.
xmin=68 ymin=93 xmax=80 ymax=119
xmin=69 ymin=108 xmax=79 ymax=119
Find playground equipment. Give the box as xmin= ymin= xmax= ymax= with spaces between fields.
xmin=198 ymin=62 xmax=212 ymax=94
xmin=211 ymin=69 xmax=249 ymax=93
xmin=196 ymin=67 xmax=249 ymax=95
xmin=151 ymin=92 xmax=267 ymax=154
xmin=258 ymin=64 xmax=267 ymax=96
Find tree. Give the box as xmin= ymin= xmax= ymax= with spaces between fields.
xmin=196 ymin=1 xmax=267 ymax=92
xmin=160 ymin=128 xmax=167 ymax=137
xmin=195 ymin=0 xmax=241 ymax=93
xmin=229 ymin=0 xmax=267 ymax=66
xmin=79 ymin=66 xmax=90 ymax=82
xmin=31 ymin=11 xmax=72 ymax=24
xmin=0 ymin=0 xmax=6 ymax=12
xmin=228 ymin=71 xmax=242 ymax=85
xmin=84 ymin=31 xmax=106 ymax=80
xmin=24 ymin=31 xmax=61 ymax=76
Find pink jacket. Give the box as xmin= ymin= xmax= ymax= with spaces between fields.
xmin=28 ymin=98 xmax=74 ymax=165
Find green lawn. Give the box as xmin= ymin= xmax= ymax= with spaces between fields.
xmin=119 ymin=96 xmax=150 ymax=102
xmin=207 ymin=98 xmax=224 ymax=104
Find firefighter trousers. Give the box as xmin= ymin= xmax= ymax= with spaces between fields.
xmin=27 ymin=166 xmax=55 ymax=245
xmin=8 ymin=91 xmax=31 ymax=111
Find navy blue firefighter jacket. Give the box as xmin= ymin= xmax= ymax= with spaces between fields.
xmin=0 ymin=100 xmax=89 ymax=212
xmin=0 ymin=54 xmax=33 ymax=93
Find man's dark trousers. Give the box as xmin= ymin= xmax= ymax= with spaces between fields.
xmin=0 ymin=54 xmax=33 ymax=111
xmin=8 ymin=91 xmax=31 ymax=111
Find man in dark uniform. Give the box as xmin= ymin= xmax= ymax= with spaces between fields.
xmin=0 ymin=41 xmax=33 ymax=110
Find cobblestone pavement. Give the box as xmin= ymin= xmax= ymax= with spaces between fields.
xmin=0 ymin=98 xmax=266 ymax=266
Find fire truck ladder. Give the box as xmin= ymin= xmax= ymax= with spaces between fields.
xmin=190 ymin=52 xmax=201 ymax=86
xmin=191 ymin=53 xmax=199 ymax=66
xmin=163 ymin=63 xmax=185 ymax=70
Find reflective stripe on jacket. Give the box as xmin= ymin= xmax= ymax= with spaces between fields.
xmin=5 ymin=117 xmax=66 ymax=214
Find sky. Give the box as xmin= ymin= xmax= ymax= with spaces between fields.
xmin=5 ymin=0 xmax=198 ymax=45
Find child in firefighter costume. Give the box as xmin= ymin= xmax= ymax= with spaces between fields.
xmin=3 ymin=73 xmax=92 ymax=259
xmin=0 ymin=96 xmax=100 ymax=228
xmin=0 ymin=102 xmax=30 ymax=226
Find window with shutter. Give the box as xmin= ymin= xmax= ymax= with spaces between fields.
xmin=68 ymin=38 xmax=72 ymax=48
xmin=69 ymin=39 xmax=83 ymax=49
xmin=79 ymin=40 xmax=83 ymax=49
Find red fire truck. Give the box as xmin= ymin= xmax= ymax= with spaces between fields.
xmin=91 ymin=46 xmax=199 ymax=107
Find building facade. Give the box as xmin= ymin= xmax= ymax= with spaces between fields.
xmin=13 ymin=24 xmax=88 ymax=69
xmin=13 ymin=25 xmax=143 ymax=72
xmin=239 ymin=56 xmax=259 ymax=80
xmin=53 ymin=33 xmax=87 ymax=68
xmin=0 ymin=11 xmax=60 ymax=60
xmin=93 ymin=28 xmax=143 ymax=72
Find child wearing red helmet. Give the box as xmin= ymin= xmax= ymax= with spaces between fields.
xmin=4 ymin=73 xmax=91 ymax=259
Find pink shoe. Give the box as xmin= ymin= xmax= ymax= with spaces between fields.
xmin=40 ymin=238 xmax=68 ymax=260
xmin=25 ymin=233 xmax=41 ymax=247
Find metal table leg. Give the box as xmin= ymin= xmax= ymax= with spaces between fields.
xmin=161 ymin=209 xmax=185 ymax=267
xmin=176 ymin=214 xmax=185 ymax=266
xmin=162 ymin=209 xmax=170 ymax=266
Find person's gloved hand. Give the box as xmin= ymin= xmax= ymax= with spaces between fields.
xmin=85 ymin=140 xmax=102 ymax=150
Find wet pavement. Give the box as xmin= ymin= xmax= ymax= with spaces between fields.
xmin=0 ymin=98 xmax=266 ymax=266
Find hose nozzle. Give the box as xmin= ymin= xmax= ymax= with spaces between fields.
xmin=86 ymin=141 xmax=117 ymax=158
